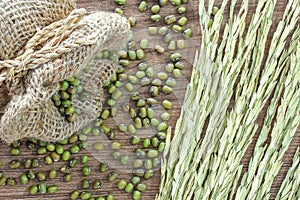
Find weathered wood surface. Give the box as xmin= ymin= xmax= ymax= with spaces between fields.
xmin=0 ymin=0 xmax=297 ymax=200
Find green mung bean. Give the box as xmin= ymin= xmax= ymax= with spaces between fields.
xmin=165 ymin=63 xmax=174 ymax=73
xmin=139 ymin=107 xmax=147 ymax=118
xmin=125 ymin=83 xmax=135 ymax=91
xmin=81 ymin=155 xmax=89 ymax=164
xmin=68 ymin=158 xmax=78 ymax=168
xmin=37 ymin=172 xmax=46 ymax=181
xmin=99 ymin=163 xmax=109 ymax=172
xmin=70 ymin=190 xmax=80 ymax=200
xmin=48 ymin=169 xmax=57 ymax=179
xmin=20 ymin=173 xmax=29 ymax=185
xmin=153 ymin=158 xmax=160 ymax=167
xmin=24 ymin=158 xmax=32 ymax=169
xmin=131 ymin=91 xmax=141 ymax=100
xmin=157 ymin=132 xmax=167 ymax=140
xmin=111 ymin=107 xmax=118 ymax=117
xmin=82 ymin=126 xmax=92 ymax=135
xmin=6 ymin=177 xmax=16 ymax=186
xmin=151 ymin=137 xmax=160 ymax=147
xmin=147 ymin=149 xmax=159 ymax=158
xmin=128 ymin=124 xmax=137 ymax=134
xmin=136 ymin=99 xmax=146 ymax=107
xmin=136 ymin=149 xmax=146 ymax=158
xmin=162 ymin=85 xmax=174 ymax=94
xmin=27 ymin=169 xmax=36 ymax=180
xmin=137 ymin=183 xmax=147 ymax=192
xmin=38 ymin=182 xmax=47 ymax=194
xmin=164 ymin=33 xmax=173 ymax=43
xmin=111 ymin=141 xmax=122 ymax=150
xmin=183 ymin=28 xmax=192 ymax=38
xmin=114 ymin=0 xmax=126 ymax=5
xmin=177 ymin=39 xmax=186 ymax=49
xmin=80 ymin=191 xmax=91 ymax=200
xmin=82 ymin=179 xmax=90 ymax=189
xmin=134 ymin=117 xmax=143 ymax=128
xmin=149 ymin=86 xmax=159 ymax=97
xmin=136 ymin=49 xmax=145 ymax=60
xmin=114 ymin=7 xmax=124 ymax=15
xmin=172 ymin=25 xmax=183 ymax=32
xmin=152 ymin=78 xmax=162 ymax=86
xmin=132 ymin=136 xmax=140 ymax=145
xmin=147 ymin=108 xmax=156 ymax=118
xmin=10 ymin=147 xmax=20 ymax=156
xmin=151 ymin=14 xmax=161 ymax=22
xmin=118 ymin=124 xmax=128 ymax=132
xmin=165 ymin=15 xmax=176 ymax=24
xmin=128 ymin=75 xmax=138 ymax=84
xmin=138 ymin=1 xmax=147 ymax=12
xmin=151 ymin=118 xmax=160 ymax=127
xmin=147 ymin=98 xmax=158 ymax=105
xmin=178 ymin=6 xmax=186 ymax=13
xmin=168 ymin=40 xmax=177 ymax=50
xmin=139 ymin=39 xmax=148 ymax=50
xmin=93 ymin=180 xmax=102 ymax=189
xmin=118 ymin=180 xmax=127 ymax=190
xmin=146 ymin=67 xmax=155 ymax=78
xmin=108 ymin=171 xmax=118 ymax=182
xmin=159 ymin=0 xmax=168 ymax=6
xmin=138 ymin=62 xmax=149 ymax=70
xmin=142 ymin=118 xmax=151 ymax=127
xmin=119 ymin=59 xmax=130 ymax=67
xmin=144 ymin=159 xmax=153 ymax=170
xmin=70 ymin=145 xmax=80 ymax=154
xmin=107 ymin=194 xmax=114 ymax=200
xmin=82 ymin=165 xmax=91 ymax=176
xmin=131 ymin=176 xmax=141 ymax=185
xmin=143 ymin=138 xmax=151 ymax=148
xmin=125 ymin=183 xmax=134 ymax=193
xmin=121 ymin=155 xmax=130 ymax=165
xmin=130 ymin=108 xmax=138 ymax=118
xmin=178 ymin=17 xmax=188 ymax=26
xmin=94 ymin=142 xmax=104 ymax=151
xmin=45 ymin=156 xmax=53 ymax=165
xmin=173 ymin=69 xmax=182 ymax=78
xmin=134 ymin=159 xmax=143 ymax=168
xmin=47 ymin=185 xmax=58 ymax=193
xmin=29 ymin=185 xmax=38 ymax=195
xmin=157 ymin=72 xmax=168 ymax=80
xmin=158 ymin=142 xmax=166 ymax=152
xmin=113 ymin=151 xmax=121 ymax=159
xmin=166 ymin=78 xmax=177 ymax=87
xmin=158 ymin=26 xmax=168 ymax=36
xmin=170 ymin=0 xmax=181 ymax=6
xmin=144 ymin=170 xmax=153 ymax=179
xmin=148 ymin=27 xmax=158 ymax=35
xmin=136 ymin=71 xmax=146 ymax=79
xmin=128 ymin=50 xmax=137 ymax=60
xmin=151 ymin=5 xmax=160 ymax=14
xmin=133 ymin=190 xmax=142 ymax=200
xmin=128 ymin=17 xmax=137 ymax=27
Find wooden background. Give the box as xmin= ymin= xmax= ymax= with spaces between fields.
xmin=0 ymin=0 xmax=298 ymax=199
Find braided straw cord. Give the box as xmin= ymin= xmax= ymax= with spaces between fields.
xmin=0 ymin=0 xmax=76 ymax=60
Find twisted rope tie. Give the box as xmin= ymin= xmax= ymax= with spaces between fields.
xmin=0 ymin=8 xmax=97 ymax=85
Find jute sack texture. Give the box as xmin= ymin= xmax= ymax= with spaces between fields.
xmin=0 ymin=1 xmax=130 ymax=144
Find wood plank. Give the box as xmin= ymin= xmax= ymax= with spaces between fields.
xmin=0 ymin=0 xmax=298 ymax=200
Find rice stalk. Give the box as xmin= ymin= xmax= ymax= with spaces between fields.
xmin=244 ymin=41 xmax=300 ymax=200
xmin=191 ymin=0 xmax=278 ymax=198
xmin=166 ymin=1 xmax=254 ymax=199
xmin=236 ymin=27 xmax=300 ymax=199
xmin=275 ymin=148 xmax=300 ymax=200
xmin=193 ymin=0 xmax=300 ymax=199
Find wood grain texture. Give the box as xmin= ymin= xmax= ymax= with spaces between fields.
xmin=0 ymin=0 xmax=298 ymax=200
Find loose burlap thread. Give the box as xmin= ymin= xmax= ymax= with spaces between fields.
xmin=0 ymin=1 xmax=130 ymax=144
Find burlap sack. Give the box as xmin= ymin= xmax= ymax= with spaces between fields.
xmin=0 ymin=0 xmax=76 ymax=60
xmin=0 ymin=4 xmax=130 ymax=143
